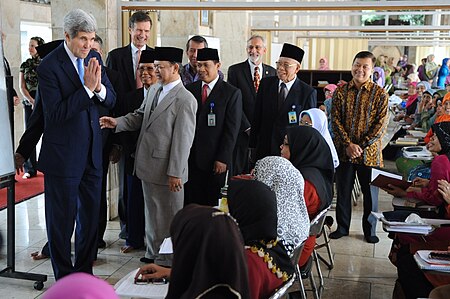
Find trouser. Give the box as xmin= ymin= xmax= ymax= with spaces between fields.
xmin=141 ymin=181 xmax=183 ymax=266
xmin=184 ymin=164 xmax=226 ymax=207
xmin=23 ymin=103 xmax=37 ymax=175
xmin=125 ymin=174 xmax=145 ymax=248
xmin=44 ymin=164 xmax=101 ymax=280
xmin=334 ymin=162 xmax=378 ymax=237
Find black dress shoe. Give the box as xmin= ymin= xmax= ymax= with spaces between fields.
xmin=365 ymin=235 xmax=379 ymax=244
xmin=329 ymin=231 xmax=348 ymax=239
xmin=97 ymin=240 xmax=106 ymax=248
xmin=140 ymin=257 xmax=154 ymax=263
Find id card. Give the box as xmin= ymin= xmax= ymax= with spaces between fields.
xmin=208 ymin=113 xmax=216 ymax=126
xmin=288 ymin=111 xmax=297 ymax=124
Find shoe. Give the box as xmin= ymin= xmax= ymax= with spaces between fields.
xmin=97 ymin=240 xmax=106 ymax=248
xmin=120 ymin=245 xmax=135 ymax=253
xmin=329 ymin=230 xmax=348 ymax=239
xmin=365 ymin=235 xmax=379 ymax=244
xmin=140 ymin=257 xmax=154 ymax=264
xmin=30 ymin=251 xmax=49 ymax=260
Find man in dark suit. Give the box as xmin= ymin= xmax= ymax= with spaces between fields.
xmin=227 ymin=35 xmax=276 ymax=174
xmin=185 ymin=48 xmax=242 ymax=206
xmin=249 ymin=43 xmax=317 ymax=160
xmin=106 ymin=11 xmax=152 ymax=239
xmin=37 ymin=9 xmax=116 ymax=279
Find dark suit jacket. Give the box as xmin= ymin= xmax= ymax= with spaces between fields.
xmin=106 ymin=44 xmax=135 ymax=95
xmin=227 ymin=61 xmax=276 ymax=128
xmin=186 ymin=78 xmax=242 ymax=171
xmin=37 ymin=43 xmax=116 ymax=178
xmin=249 ymin=76 xmax=317 ymax=160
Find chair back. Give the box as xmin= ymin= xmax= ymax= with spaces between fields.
xmin=268 ymin=275 xmax=296 ymax=299
xmin=309 ymin=206 xmax=331 ymax=237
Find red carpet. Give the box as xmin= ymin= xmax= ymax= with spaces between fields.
xmin=0 ymin=172 xmax=44 ymax=210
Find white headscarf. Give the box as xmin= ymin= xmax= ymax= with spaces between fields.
xmin=253 ymin=156 xmax=310 ymax=251
xmin=300 ymin=108 xmax=340 ymax=168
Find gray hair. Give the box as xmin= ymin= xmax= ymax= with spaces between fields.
xmin=247 ymin=35 xmax=266 ymax=47
xmin=63 ymin=9 xmax=97 ymax=39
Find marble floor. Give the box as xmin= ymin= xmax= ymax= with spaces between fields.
xmin=0 ymin=185 xmax=398 ymax=299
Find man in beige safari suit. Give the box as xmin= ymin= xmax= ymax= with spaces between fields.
xmin=100 ymin=47 xmax=197 ymax=265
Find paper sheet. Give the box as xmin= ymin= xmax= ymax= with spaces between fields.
xmin=371 ymin=168 xmax=402 ymax=182
xmin=115 ymin=269 xmax=169 ymax=299
xmin=159 ymin=238 xmax=173 ymax=254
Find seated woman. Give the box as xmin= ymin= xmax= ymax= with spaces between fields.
xmin=228 ymin=179 xmax=294 ymax=299
xmin=299 ymin=108 xmax=339 ymax=169
xmin=253 ymin=156 xmax=310 ymax=253
xmin=395 ymin=82 xmax=418 ymax=124
xmin=283 ymin=126 xmax=334 ymax=266
xmin=385 ymin=121 xmax=450 ymax=217
xmin=135 ymin=204 xmax=250 ymax=299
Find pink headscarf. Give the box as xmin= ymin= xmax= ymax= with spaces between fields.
xmin=323 ymin=84 xmax=337 ymax=93
xmin=405 ymin=82 xmax=418 ymax=109
xmin=318 ymin=57 xmax=330 ymax=70
xmin=43 ymin=273 xmax=119 ymax=299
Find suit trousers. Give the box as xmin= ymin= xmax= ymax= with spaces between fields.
xmin=23 ymin=102 xmax=37 ymax=175
xmin=125 ymin=174 xmax=145 ymax=248
xmin=184 ymin=165 xmax=227 ymax=207
xmin=232 ymin=131 xmax=250 ymax=176
xmin=141 ymin=181 xmax=183 ymax=265
xmin=334 ymin=162 xmax=378 ymax=237
xmin=44 ymin=163 xmax=101 ymax=280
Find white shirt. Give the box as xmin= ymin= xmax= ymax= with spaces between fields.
xmin=63 ymin=42 xmax=106 ymax=101
xmin=131 ymin=43 xmax=147 ymax=79
xmin=201 ymin=75 xmax=220 ymax=97
xmin=279 ymin=77 xmax=297 ymax=93
xmin=157 ymin=78 xmax=182 ymax=105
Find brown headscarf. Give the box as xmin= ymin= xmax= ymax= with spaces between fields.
xmin=167 ymin=204 xmax=250 ymax=299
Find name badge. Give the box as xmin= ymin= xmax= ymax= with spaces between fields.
xmin=208 ymin=102 xmax=216 ymax=126
xmin=208 ymin=113 xmax=216 ymax=126
xmin=288 ymin=105 xmax=297 ymax=124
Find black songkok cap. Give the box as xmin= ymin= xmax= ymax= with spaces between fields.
xmin=36 ymin=40 xmax=63 ymax=59
xmin=279 ymin=43 xmax=305 ymax=64
xmin=139 ymin=49 xmax=155 ymax=63
xmin=154 ymin=46 xmax=183 ymax=63
xmin=196 ymin=48 xmax=220 ymax=62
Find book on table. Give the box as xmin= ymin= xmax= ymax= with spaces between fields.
xmin=372 ymin=212 xmax=450 ymax=234
xmin=414 ymin=250 xmax=450 ymax=272
xmin=394 ymin=137 xmax=419 ymax=145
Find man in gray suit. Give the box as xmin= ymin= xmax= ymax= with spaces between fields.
xmin=100 ymin=47 xmax=197 ymax=265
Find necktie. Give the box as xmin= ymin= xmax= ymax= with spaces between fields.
xmin=278 ymin=82 xmax=287 ymax=109
xmin=253 ymin=66 xmax=260 ymax=92
xmin=151 ymin=86 xmax=163 ymax=113
xmin=201 ymin=84 xmax=209 ymax=105
xmin=136 ymin=49 xmax=143 ymax=88
xmin=76 ymin=58 xmax=84 ymax=85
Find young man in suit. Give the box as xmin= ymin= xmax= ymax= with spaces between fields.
xmin=249 ymin=43 xmax=317 ymax=161
xmin=100 ymin=47 xmax=197 ymax=266
xmin=106 ymin=10 xmax=152 ymax=240
xmin=37 ymin=9 xmax=116 ymax=279
xmin=184 ymin=48 xmax=242 ymax=206
xmin=228 ymin=35 xmax=276 ymax=174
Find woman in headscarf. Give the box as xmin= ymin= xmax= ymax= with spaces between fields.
xmin=167 ymin=204 xmax=250 ymax=299
xmin=283 ymin=126 xmax=334 ymax=266
xmin=385 ymin=122 xmax=450 ymax=216
xmin=253 ymin=156 xmax=310 ymax=253
xmin=318 ymin=57 xmax=329 ymax=70
xmin=424 ymin=92 xmax=450 ymax=143
xmin=299 ymin=108 xmax=339 ymax=169
xmin=437 ymin=58 xmax=450 ymax=89
xmin=425 ymin=54 xmax=439 ymax=84
xmin=373 ymin=66 xmax=385 ymax=87
xmin=228 ymin=180 xmax=294 ymax=299
xmin=404 ymin=81 xmax=419 ymax=117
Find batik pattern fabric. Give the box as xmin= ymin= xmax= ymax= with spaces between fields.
xmin=332 ymin=79 xmax=388 ymax=167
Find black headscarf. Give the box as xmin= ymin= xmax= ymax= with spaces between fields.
xmin=167 ymin=204 xmax=250 ymax=299
xmin=287 ymin=126 xmax=334 ymax=210
xmin=228 ymin=180 xmax=294 ymax=281
xmin=431 ymin=121 xmax=450 ymax=160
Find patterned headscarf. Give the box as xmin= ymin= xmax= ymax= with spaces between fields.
xmin=253 ymin=156 xmax=310 ymax=250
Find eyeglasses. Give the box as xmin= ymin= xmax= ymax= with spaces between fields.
xmin=299 ymin=120 xmax=313 ymax=127
xmin=276 ymin=61 xmax=297 ymax=69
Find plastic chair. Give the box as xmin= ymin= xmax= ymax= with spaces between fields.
xmin=288 ymin=241 xmax=307 ymax=299
xmin=268 ymin=275 xmax=296 ymax=299
xmin=352 ymin=175 xmax=362 ymax=206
